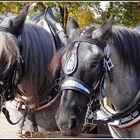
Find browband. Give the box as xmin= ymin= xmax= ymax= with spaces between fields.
xmin=72 ymin=37 xmax=106 ymax=48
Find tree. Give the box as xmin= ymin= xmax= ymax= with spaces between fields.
xmin=0 ymin=2 xmax=31 ymax=14
xmin=0 ymin=2 xmax=139 ymax=28
xmin=100 ymin=2 xmax=140 ymax=27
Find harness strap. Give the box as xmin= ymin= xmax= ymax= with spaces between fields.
xmin=120 ymin=90 xmax=140 ymax=115
xmin=72 ymin=37 xmax=106 ymax=49
xmin=87 ymin=99 xmax=140 ymax=125
xmin=1 ymin=103 xmax=28 ymax=125
xmin=101 ymin=86 xmax=140 ymax=124
xmin=99 ymin=74 xmax=106 ymax=98
xmin=29 ymin=90 xmax=61 ymax=113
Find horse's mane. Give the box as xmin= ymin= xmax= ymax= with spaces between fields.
xmin=110 ymin=26 xmax=140 ymax=75
xmin=0 ymin=17 xmax=55 ymax=104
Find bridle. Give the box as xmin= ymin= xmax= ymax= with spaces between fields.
xmin=60 ymin=34 xmax=140 ymax=130
xmin=61 ymin=36 xmax=113 ymax=100
xmin=60 ymin=35 xmax=115 ymax=127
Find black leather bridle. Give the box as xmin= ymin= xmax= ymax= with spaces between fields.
xmin=61 ymin=37 xmax=108 ymax=100
xmin=60 ymin=36 xmax=117 ymax=125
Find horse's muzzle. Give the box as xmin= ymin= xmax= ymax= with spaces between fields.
xmin=55 ymin=108 xmax=82 ymax=136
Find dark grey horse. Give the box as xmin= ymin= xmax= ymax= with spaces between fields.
xmin=0 ymin=5 xmax=62 ymax=134
xmin=51 ymin=15 xmax=140 ymax=138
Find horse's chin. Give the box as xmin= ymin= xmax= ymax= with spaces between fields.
xmin=55 ymin=109 xmax=85 ymax=136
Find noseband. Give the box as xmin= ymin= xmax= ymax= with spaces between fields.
xmin=61 ymin=76 xmax=93 ymax=98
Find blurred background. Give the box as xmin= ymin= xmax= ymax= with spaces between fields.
xmin=0 ymin=1 xmax=139 ymax=33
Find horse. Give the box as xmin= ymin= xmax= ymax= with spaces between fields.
xmin=52 ymin=14 xmax=140 ymax=138
xmin=0 ymin=4 xmax=65 ymax=135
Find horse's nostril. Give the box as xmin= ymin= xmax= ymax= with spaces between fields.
xmin=68 ymin=117 xmax=77 ymax=130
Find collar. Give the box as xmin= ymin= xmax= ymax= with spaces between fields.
xmin=85 ymin=98 xmax=140 ymax=130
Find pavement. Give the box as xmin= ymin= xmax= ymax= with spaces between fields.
xmin=0 ymin=112 xmax=21 ymax=139
xmin=0 ymin=112 xmax=112 ymax=139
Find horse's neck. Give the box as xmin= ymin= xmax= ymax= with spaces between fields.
xmin=105 ymin=46 xmax=140 ymax=112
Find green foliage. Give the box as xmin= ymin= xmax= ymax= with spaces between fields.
xmin=0 ymin=2 xmax=31 ymax=14
xmin=100 ymin=2 xmax=140 ymax=27
xmin=0 ymin=2 xmax=139 ymax=28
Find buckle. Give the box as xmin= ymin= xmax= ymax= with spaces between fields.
xmin=103 ymin=58 xmax=114 ymax=71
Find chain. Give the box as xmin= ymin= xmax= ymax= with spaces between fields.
xmin=0 ymin=91 xmax=6 ymax=110
xmin=84 ymin=100 xmax=96 ymax=126
xmin=86 ymin=100 xmax=96 ymax=119
xmin=84 ymin=99 xmax=100 ymax=127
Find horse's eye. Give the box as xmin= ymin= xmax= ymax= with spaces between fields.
xmin=90 ymin=61 xmax=98 ymax=68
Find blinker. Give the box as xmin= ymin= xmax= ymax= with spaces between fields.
xmin=63 ymin=42 xmax=79 ymax=75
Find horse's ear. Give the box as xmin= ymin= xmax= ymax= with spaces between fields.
xmin=12 ymin=4 xmax=30 ymax=35
xmin=67 ymin=17 xmax=80 ymax=39
xmin=92 ymin=14 xmax=115 ymax=40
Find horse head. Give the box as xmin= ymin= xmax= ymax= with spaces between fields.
xmin=55 ymin=13 xmax=140 ymax=137
xmin=0 ymin=4 xmax=60 ymax=133
xmin=55 ymin=15 xmax=114 ymax=136
xmin=0 ymin=5 xmax=29 ymax=101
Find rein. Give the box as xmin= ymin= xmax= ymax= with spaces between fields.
xmin=29 ymin=69 xmax=64 ymax=113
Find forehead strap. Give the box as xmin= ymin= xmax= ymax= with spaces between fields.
xmin=72 ymin=37 xmax=106 ymax=49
